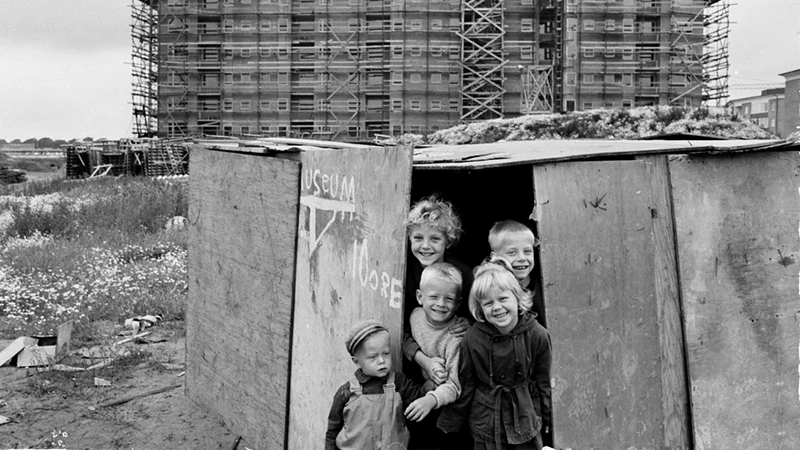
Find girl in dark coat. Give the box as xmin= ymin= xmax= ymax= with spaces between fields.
xmin=438 ymin=259 xmax=552 ymax=450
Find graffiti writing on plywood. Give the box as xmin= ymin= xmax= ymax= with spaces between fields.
xmin=299 ymin=167 xmax=404 ymax=309
xmin=299 ymin=169 xmax=357 ymax=255
xmin=352 ymin=239 xmax=404 ymax=309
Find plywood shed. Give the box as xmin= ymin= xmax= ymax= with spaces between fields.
xmin=187 ymin=137 xmax=800 ymax=449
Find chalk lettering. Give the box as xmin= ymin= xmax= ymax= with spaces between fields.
xmin=352 ymin=238 xmax=404 ymax=309
xmin=329 ymin=174 xmax=339 ymax=198
xmin=369 ymin=270 xmax=379 ymax=290
xmin=381 ymin=273 xmax=390 ymax=298
xmin=341 ymin=176 xmax=355 ymax=204
xmin=358 ymin=239 xmax=370 ymax=287
xmin=300 ymin=195 xmax=356 ymax=256
xmin=301 ymin=168 xmax=357 ymax=206
xmin=389 ymin=278 xmax=403 ymax=309
xmin=313 ymin=169 xmax=321 ymax=195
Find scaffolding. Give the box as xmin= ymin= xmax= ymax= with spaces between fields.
xmin=138 ymin=0 xmax=729 ymax=140
xmin=520 ymin=65 xmax=555 ymax=114
xmin=559 ymin=0 xmax=726 ymax=111
xmin=702 ymin=0 xmax=730 ymax=105
xmin=131 ymin=0 xmax=159 ymax=138
xmin=459 ymin=0 xmax=507 ymax=122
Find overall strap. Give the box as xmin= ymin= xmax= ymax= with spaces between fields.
xmin=383 ymin=371 xmax=396 ymax=392
xmin=348 ymin=376 xmax=363 ymax=395
xmin=381 ymin=372 xmax=398 ymax=446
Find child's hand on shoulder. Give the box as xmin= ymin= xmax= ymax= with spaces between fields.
xmin=447 ymin=317 xmax=469 ymax=338
xmin=404 ymin=394 xmax=437 ymax=422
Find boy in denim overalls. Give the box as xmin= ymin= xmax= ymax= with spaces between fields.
xmin=326 ymin=320 xmax=433 ymax=450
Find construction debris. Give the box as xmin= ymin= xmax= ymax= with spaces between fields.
xmin=65 ymin=139 xmax=189 ymax=179
xmin=0 ymin=322 xmax=73 ymax=368
xmin=123 ymin=314 xmax=162 ymax=333
xmin=0 ymin=166 xmax=26 ymax=184
xmin=99 ymin=383 xmax=182 ymax=408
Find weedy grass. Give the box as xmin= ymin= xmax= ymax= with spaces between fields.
xmin=0 ymin=176 xmax=189 ymax=344
xmin=0 ymin=153 xmax=64 ymax=175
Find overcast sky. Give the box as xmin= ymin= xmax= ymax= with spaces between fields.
xmin=0 ymin=1 xmax=798 ymax=140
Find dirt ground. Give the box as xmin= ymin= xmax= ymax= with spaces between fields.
xmin=0 ymin=322 xmax=240 ymax=449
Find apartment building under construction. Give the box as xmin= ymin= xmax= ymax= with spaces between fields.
xmin=131 ymin=0 xmax=729 ymax=140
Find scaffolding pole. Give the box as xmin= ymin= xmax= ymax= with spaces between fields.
xmin=131 ymin=0 xmax=159 ymax=138
xmin=702 ymin=0 xmax=730 ymax=105
xmin=459 ymin=0 xmax=507 ymax=122
xmin=520 ymin=64 xmax=555 ymax=114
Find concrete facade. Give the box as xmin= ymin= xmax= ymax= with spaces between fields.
xmin=728 ymin=88 xmax=785 ymax=137
xmin=139 ymin=0 xmax=721 ymax=140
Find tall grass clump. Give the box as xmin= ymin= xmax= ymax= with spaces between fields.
xmin=0 ymin=176 xmax=189 ymax=339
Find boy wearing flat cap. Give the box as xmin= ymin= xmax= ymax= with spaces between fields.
xmin=326 ymin=319 xmax=433 ymax=450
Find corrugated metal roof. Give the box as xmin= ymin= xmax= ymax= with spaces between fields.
xmin=413 ymin=139 xmax=793 ymax=170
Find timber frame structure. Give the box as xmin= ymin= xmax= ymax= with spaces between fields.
xmin=132 ymin=0 xmax=729 ymax=139
xmin=65 ymin=139 xmax=190 ymax=179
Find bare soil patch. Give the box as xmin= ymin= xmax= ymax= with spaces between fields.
xmin=0 ymin=321 xmax=236 ymax=449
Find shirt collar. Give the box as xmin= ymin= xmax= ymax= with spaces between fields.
xmin=355 ymin=368 xmax=387 ymax=383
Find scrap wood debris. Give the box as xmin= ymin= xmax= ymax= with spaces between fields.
xmin=98 ymin=383 xmax=182 ymax=408
xmin=123 ymin=314 xmax=162 ymax=333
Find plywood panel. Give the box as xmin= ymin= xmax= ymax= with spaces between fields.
xmin=671 ymin=151 xmax=800 ymax=448
xmin=288 ymin=146 xmax=413 ymax=449
xmin=534 ymin=160 xmax=683 ymax=448
xmin=642 ymin=155 xmax=691 ymax=449
xmin=187 ymin=147 xmax=300 ymax=448
xmin=414 ymin=139 xmax=785 ymax=170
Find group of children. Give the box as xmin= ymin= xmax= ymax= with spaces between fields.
xmin=326 ymin=196 xmax=552 ymax=450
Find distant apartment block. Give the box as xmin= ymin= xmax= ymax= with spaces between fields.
xmin=131 ymin=0 xmax=730 ymax=140
xmin=780 ymin=68 xmax=800 ymax=137
xmin=727 ymin=88 xmax=785 ymax=137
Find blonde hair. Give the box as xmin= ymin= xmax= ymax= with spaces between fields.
xmin=420 ymin=262 xmax=463 ymax=299
xmin=469 ymin=257 xmax=532 ymax=322
xmin=406 ymin=195 xmax=463 ymax=248
xmin=488 ymin=220 xmax=540 ymax=252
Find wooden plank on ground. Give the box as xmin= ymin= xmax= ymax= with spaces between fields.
xmin=534 ymin=159 xmax=685 ymax=448
xmin=670 ymin=151 xmax=800 ymax=448
xmin=187 ymin=146 xmax=300 ymax=449
xmin=287 ymin=146 xmax=413 ymax=450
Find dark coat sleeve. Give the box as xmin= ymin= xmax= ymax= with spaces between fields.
xmin=530 ymin=328 xmax=552 ymax=429
xmin=404 ymin=259 xmax=423 ymax=366
xmin=325 ymin=382 xmax=351 ymax=450
xmin=530 ymin=278 xmax=546 ymax=328
xmin=436 ymin=332 xmax=476 ymax=433
xmin=402 ymin=330 xmax=422 ymax=362
xmin=395 ymin=371 xmax=430 ymax=408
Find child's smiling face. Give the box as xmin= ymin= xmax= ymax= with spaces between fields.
xmin=409 ymin=224 xmax=447 ymax=267
xmin=492 ymin=231 xmax=536 ymax=285
xmin=417 ymin=278 xmax=460 ymax=326
xmin=479 ymin=286 xmax=520 ymax=334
